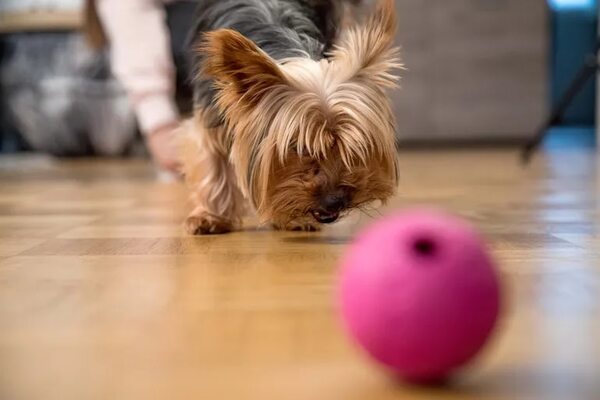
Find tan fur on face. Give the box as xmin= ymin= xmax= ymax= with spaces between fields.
xmin=266 ymin=152 xmax=397 ymax=228
xmin=184 ymin=0 xmax=401 ymax=232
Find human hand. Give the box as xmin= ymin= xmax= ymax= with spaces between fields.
xmin=146 ymin=122 xmax=181 ymax=173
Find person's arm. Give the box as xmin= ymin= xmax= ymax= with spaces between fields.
xmin=96 ymin=0 xmax=179 ymax=137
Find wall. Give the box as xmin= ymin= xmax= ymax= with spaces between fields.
xmin=392 ymin=0 xmax=549 ymax=142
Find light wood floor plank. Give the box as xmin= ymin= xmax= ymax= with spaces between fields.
xmin=0 ymin=148 xmax=598 ymax=399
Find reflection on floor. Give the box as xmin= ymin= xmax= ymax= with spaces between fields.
xmin=0 ymin=144 xmax=598 ymax=400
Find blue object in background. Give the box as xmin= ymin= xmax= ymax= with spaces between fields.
xmin=549 ymin=0 xmax=598 ymax=126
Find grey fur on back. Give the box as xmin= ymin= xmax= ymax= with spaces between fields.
xmin=190 ymin=0 xmax=352 ymax=122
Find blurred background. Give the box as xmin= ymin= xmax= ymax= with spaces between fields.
xmin=393 ymin=0 xmax=596 ymax=145
xmin=0 ymin=0 xmax=597 ymax=156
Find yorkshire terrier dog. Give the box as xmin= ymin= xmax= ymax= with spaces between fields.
xmin=181 ymin=0 xmax=401 ymax=234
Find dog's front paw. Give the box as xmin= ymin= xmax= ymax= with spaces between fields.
xmin=185 ymin=212 xmax=233 ymax=235
xmin=273 ymin=221 xmax=321 ymax=232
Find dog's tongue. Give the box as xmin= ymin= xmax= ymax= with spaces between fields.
xmin=312 ymin=210 xmax=339 ymax=224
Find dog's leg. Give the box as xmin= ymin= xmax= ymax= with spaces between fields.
xmin=179 ymin=115 xmax=243 ymax=235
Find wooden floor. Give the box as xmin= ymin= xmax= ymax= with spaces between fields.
xmin=0 ymin=147 xmax=598 ymax=400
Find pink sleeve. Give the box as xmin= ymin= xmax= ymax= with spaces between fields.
xmin=97 ymin=0 xmax=180 ymax=135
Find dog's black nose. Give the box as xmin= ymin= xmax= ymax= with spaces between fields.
xmin=311 ymin=189 xmax=351 ymax=224
xmin=321 ymin=189 xmax=350 ymax=213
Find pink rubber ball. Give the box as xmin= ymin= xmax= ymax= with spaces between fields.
xmin=338 ymin=209 xmax=501 ymax=382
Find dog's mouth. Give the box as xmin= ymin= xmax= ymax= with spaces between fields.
xmin=311 ymin=210 xmax=340 ymax=224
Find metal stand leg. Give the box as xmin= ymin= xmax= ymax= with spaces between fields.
xmin=521 ymin=44 xmax=600 ymax=163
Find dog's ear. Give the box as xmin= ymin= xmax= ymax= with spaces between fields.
xmin=199 ymin=29 xmax=288 ymax=108
xmin=331 ymin=0 xmax=401 ymax=88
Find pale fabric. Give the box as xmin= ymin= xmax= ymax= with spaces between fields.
xmin=0 ymin=0 xmax=82 ymax=12
xmin=97 ymin=0 xmax=180 ymax=135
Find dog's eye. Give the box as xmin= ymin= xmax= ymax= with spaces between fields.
xmin=302 ymin=166 xmax=320 ymax=182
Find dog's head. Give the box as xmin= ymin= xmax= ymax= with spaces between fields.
xmin=200 ymin=0 xmax=401 ymax=227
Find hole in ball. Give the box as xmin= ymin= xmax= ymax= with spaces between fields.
xmin=413 ymin=237 xmax=437 ymax=257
